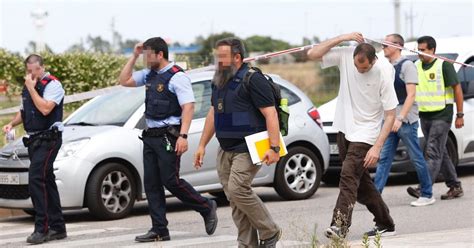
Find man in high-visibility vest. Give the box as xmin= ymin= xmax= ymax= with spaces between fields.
xmin=407 ymin=36 xmax=464 ymax=200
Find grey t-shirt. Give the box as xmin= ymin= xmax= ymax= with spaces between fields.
xmin=392 ymin=56 xmax=419 ymax=124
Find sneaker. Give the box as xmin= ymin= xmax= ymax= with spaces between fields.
xmin=365 ymin=226 xmax=396 ymax=237
xmin=406 ymin=186 xmax=420 ymax=198
xmin=324 ymin=226 xmax=346 ymax=239
xmin=410 ymin=197 xmax=435 ymax=207
xmin=259 ymin=229 xmax=282 ymax=248
xmin=204 ymin=200 xmax=218 ymax=235
xmin=441 ymin=186 xmax=464 ymax=200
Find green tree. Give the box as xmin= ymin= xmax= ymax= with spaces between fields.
xmin=244 ymin=35 xmax=291 ymax=53
xmin=87 ymin=35 xmax=112 ymax=53
xmin=196 ymin=32 xmax=238 ymax=64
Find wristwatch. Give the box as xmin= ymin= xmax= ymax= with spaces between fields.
xmin=456 ymin=112 xmax=464 ymax=118
xmin=179 ymin=133 xmax=188 ymax=139
xmin=270 ymin=145 xmax=280 ymax=153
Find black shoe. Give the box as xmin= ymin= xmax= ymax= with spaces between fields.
xmin=365 ymin=226 xmax=396 ymax=237
xmin=259 ymin=229 xmax=282 ymax=248
xmin=204 ymin=200 xmax=218 ymax=235
xmin=407 ymin=186 xmax=420 ymax=198
xmin=47 ymin=229 xmax=67 ymax=241
xmin=135 ymin=230 xmax=170 ymax=242
xmin=26 ymin=232 xmax=48 ymax=244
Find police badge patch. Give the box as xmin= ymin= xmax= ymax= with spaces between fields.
xmin=157 ymin=84 xmax=165 ymax=92
xmin=429 ymin=73 xmax=435 ymax=80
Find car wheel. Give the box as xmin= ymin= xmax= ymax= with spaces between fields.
xmin=209 ymin=191 xmax=227 ymax=198
xmin=86 ymin=163 xmax=137 ymax=220
xmin=447 ymin=135 xmax=458 ymax=166
xmin=23 ymin=209 xmax=36 ymax=216
xmin=274 ymin=146 xmax=322 ymax=200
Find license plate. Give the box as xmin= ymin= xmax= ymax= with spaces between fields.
xmin=0 ymin=173 xmax=20 ymax=185
xmin=330 ymin=144 xmax=339 ymax=155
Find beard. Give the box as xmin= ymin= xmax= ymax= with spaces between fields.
xmin=212 ymin=63 xmax=238 ymax=89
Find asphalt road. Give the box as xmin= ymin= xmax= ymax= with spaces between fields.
xmin=1 ymin=165 xmax=473 ymax=247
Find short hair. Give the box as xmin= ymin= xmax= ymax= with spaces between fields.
xmin=417 ymin=36 xmax=437 ymax=52
xmin=353 ymin=43 xmax=377 ymax=63
xmin=143 ymin=37 xmax=169 ymax=60
xmin=387 ymin=33 xmax=405 ymax=47
xmin=24 ymin=54 xmax=44 ymax=67
xmin=215 ymin=37 xmax=246 ymax=60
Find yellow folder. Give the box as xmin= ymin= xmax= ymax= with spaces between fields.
xmin=244 ymin=131 xmax=288 ymax=165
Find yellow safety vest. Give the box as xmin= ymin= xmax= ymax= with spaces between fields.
xmin=415 ymin=59 xmax=454 ymax=112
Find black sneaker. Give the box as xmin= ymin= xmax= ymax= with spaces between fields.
xmin=135 ymin=230 xmax=170 ymax=242
xmin=204 ymin=200 xmax=218 ymax=235
xmin=407 ymin=186 xmax=420 ymax=198
xmin=324 ymin=226 xmax=346 ymax=239
xmin=26 ymin=231 xmax=48 ymax=244
xmin=365 ymin=226 xmax=396 ymax=237
xmin=47 ymin=229 xmax=67 ymax=241
xmin=259 ymin=229 xmax=282 ymax=248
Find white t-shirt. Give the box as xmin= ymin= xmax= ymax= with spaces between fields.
xmin=321 ymin=47 xmax=398 ymax=145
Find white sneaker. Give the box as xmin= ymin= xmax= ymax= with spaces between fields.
xmin=410 ymin=197 xmax=436 ymax=207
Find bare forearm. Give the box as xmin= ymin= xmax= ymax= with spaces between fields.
xmin=399 ymin=92 xmax=415 ymax=119
xmin=453 ymin=84 xmax=463 ymax=113
xmin=118 ymin=55 xmax=138 ymax=86
xmin=261 ymin=107 xmax=279 ymax=146
xmin=10 ymin=112 xmax=22 ymax=127
xmin=375 ymin=109 xmax=396 ymax=148
xmin=180 ymin=103 xmax=194 ymax=135
xmin=27 ymin=87 xmax=52 ymax=116
xmin=198 ymin=108 xmax=215 ymax=147
xmin=307 ymin=35 xmax=345 ymax=61
xmin=266 ymin=113 xmax=279 ymax=146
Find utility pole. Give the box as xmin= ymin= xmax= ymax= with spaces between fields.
xmin=394 ymin=0 xmax=401 ymax=34
xmin=405 ymin=2 xmax=416 ymax=39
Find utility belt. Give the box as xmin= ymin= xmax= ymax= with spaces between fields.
xmin=23 ymin=127 xmax=62 ymax=147
xmin=141 ymin=125 xmax=181 ymax=138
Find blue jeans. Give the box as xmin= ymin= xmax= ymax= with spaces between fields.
xmin=375 ymin=121 xmax=433 ymax=198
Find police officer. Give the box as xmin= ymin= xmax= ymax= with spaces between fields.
xmin=2 ymin=54 xmax=67 ymax=244
xmin=194 ymin=38 xmax=281 ymax=248
xmin=118 ymin=37 xmax=217 ymax=242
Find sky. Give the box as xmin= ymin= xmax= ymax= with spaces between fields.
xmin=0 ymin=0 xmax=472 ymax=54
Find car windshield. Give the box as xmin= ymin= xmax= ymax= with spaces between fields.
xmin=65 ymin=87 xmax=145 ymax=126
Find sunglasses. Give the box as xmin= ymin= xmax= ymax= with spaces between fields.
xmin=382 ymin=42 xmax=400 ymax=48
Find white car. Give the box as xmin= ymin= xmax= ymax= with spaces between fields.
xmin=319 ymin=36 xmax=474 ymax=183
xmin=0 ymin=68 xmax=329 ymax=219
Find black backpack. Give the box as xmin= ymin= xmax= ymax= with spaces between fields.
xmin=242 ymin=66 xmax=289 ymax=136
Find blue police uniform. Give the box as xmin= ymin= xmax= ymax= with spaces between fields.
xmin=21 ymin=73 xmax=66 ymax=236
xmin=133 ymin=63 xmax=213 ymax=237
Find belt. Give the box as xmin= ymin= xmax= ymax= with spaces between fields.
xmin=23 ymin=127 xmax=62 ymax=147
xmin=142 ymin=125 xmax=181 ymax=138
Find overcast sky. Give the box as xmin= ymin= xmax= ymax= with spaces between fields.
xmin=0 ymin=0 xmax=472 ymax=54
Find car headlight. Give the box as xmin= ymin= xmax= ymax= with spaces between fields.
xmin=56 ymin=138 xmax=90 ymax=160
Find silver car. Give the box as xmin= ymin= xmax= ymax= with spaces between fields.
xmin=0 ymin=68 xmax=329 ymax=220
